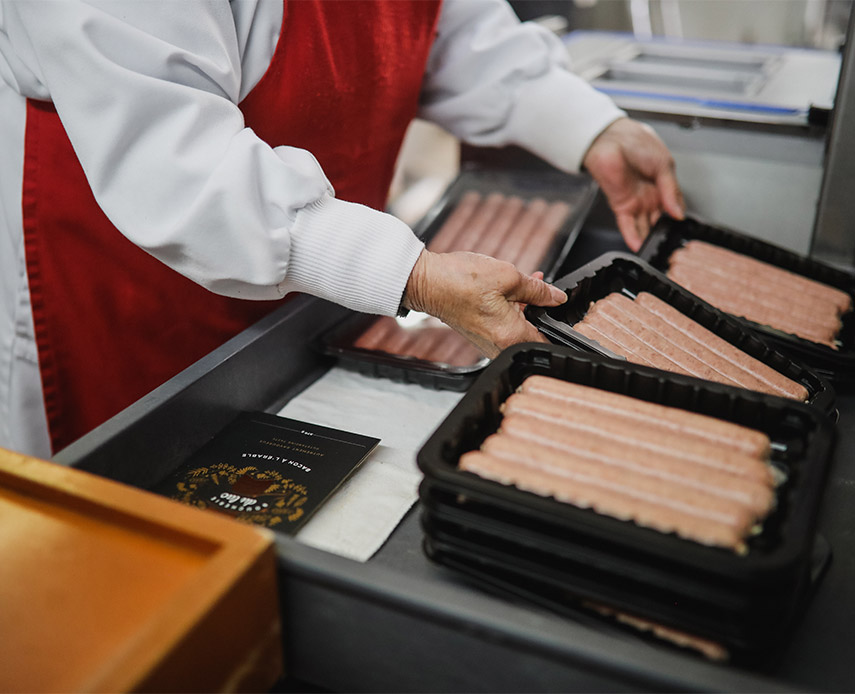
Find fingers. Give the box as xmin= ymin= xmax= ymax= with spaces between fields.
xmin=656 ymin=166 xmax=686 ymax=220
xmin=616 ymin=212 xmax=645 ymax=252
xmin=505 ymin=272 xmax=567 ymax=307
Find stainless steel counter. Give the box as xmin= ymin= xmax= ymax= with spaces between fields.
xmin=57 ymin=198 xmax=855 ymax=692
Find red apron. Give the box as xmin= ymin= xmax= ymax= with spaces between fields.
xmin=23 ymin=0 xmax=442 ymax=453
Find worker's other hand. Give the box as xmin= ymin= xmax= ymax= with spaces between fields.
xmin=402 ymin=249 xmax=566 ymax=358
xmin=582 ymin=117 xmax=685 ymax=252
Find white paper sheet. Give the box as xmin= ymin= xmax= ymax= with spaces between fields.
xmin=276 ymin=367 xmax=464 ymax=562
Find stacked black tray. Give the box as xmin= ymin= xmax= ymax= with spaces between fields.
xmin=637 ymin=214 xmax=855 ymax=389
xmin=417 ymin=343 xmax=836 ymax=661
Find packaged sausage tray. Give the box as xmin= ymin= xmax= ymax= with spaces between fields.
xmin=524 ymin=251 xmax=836 ymax=416
xmin=316 ymin=167 xmax=598 ymax=391
xmin=637 ymin=214 xmax=855 ymax=389
xmin=416 ymin=343 xmax=836 ymax=660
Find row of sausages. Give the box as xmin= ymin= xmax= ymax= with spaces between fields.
xmin=458 ymin=375 xmax=777 ymax=553
xmin=667 ymin=240 xmax=852 ymax=349
xmin=351 ymin=191 xmax=573 ymax=367
xmin=573 ymin=291 xmax=809 ymax=401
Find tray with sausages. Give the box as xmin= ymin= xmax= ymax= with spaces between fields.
xmin=416 ymin=343 xmax=836 ymax=659
xmin=524 ymin=251 xmax=836 ymax=416
xmin=316 ymin=168 xmax=598 ymax=391
xmin=637 ymin=214 xmax=855 ymax=389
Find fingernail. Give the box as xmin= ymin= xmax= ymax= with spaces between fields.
xmin=550 ymin=286 xmax=567 ymax=303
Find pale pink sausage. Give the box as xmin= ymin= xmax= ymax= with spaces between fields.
xmin=471 ymin=195 xmax=526 ymax=258
xmin=517 ymin=375 xmax=772 ymax=458
xmin=480 ymin=434 xmax=758 ymax=523
xmin=492 ymin=198 xmax=550 ymax=265
xmin=594 ymin=294 xmax=748 ymax=388
xmin=578 ymin=308 xmax=694 ymax=376
xmin=634 ymin=293 xmax=809 ymax=401
xmin=668 ymin=264 xmax=839 ymax=345
xmin=599 ymin=292 xmax=802 ymax=392
xmin=681 ymin=241 xmax=852 ymax=314
xmin=459 ymin=447 xmax=752 ymax=552
xmin=669 ymin=247 xmax=841 ymax=323
xmin=353 ymin=317 xmax=398 ymax=351
xmin=446 ymin=192 xmax=507 ymax=253
xmin=501 ymin=392 xmax=775 ymax=486
xmin=498 ymin=414 xmax=775 ymax=516
xmin=514 ymin=201 xmax=572 ymax=276
xmin=425 ymin=191 xmax=482 ymax=254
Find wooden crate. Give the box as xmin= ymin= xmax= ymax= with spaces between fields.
xmin=0 ymin=448 xmax=283 ymax=692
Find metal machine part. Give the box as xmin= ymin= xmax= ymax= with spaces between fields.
xmin=565 ymin=31 xmax=840 ymax=123
xmin=564 ymin=31 xmax=842 ymax=256
xmin=812 ymin=5 xmax=855 ymax=269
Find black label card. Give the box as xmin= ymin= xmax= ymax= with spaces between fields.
xmin=153 ymin=412 xmax=380 ymax=534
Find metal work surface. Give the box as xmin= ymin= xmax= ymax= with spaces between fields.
xmin=61 ymin=202 xmax=855 ymax=692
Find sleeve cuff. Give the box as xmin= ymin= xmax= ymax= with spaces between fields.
xmin=279 ymin=195 xmax=425 ymax=316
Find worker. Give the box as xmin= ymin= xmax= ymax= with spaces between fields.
xmin=0 ymin=0 xmax=683 ymax=458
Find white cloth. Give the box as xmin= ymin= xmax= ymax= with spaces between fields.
xmin=0 ymin=0 xmax=624 ymax=457
xmin=276 ymin=368 xmax=464 ymax=562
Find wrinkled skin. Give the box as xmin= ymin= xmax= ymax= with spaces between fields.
xmin=583 ymin=117 xmax=685 ymax=252
xmin=403 ymin=250 xmax=565 ymax=358
xmin=406 ymin=116 xmax=685 ymax=357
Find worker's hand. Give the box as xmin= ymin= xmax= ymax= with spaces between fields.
xmin=583 ymin=117 xmax=685 ymax=252
xmin=402 ymin=249 xmax=566 ymax=358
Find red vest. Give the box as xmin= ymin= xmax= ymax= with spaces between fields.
xmin=23 ymin=0 xmax=442 ymax=453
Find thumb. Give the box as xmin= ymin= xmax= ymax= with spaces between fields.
xmin=506 ymin=274 xmax=567 ymax=307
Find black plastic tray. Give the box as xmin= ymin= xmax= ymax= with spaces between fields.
xmin=317 ymin=168 xmax=598 ymax=391
xmin=419 ymin=481 xmax=784 ymax=614
xmin=421 ymin=517 xmax=831 ymax=664
xmin=637 ymin=215 xmax=855 ymax=388
xmin=416 ymin=343 xmax=836 ymax=655
xmin=419 ymin=483 xmax=832 ymax=657
xmin=524 ymin=252 xmax=836 ymax=416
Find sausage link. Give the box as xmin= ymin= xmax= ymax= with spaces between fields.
xmin=425 ymin=191 xmax=482 ymax=254
xmin=579 ymin=307 xmax=695 ymax=375
xmin=668 ymin=264 xmax=839 ymax=345
xmin=669 ymin=247 xmax=841 ymax=324
xmin=499 ymin=414 xmax=775 ymax=516
xmin=574 ymin=322 xmax=652 ymax=364
xmin=447 ymin=192 xmax=507 ymax=253
xmin=501 ymin=392 xmax=775 ymax=485
xmin=514 ymin=201 xmax=572 ymax=276
xmin=471 ymin=195 xmax=526 ymax=258
xmin=681 ymin=241 xmax=852 ymax=314
xmin=517 ymin=375 xmax=772 ymax=458
xmin=492 ymin=198 xmax=550 ymax=265
xmin=596 ymin=293 xmax=748 ymax=388
xmin=634 ymin=292 xmax=809 ymax=401
xmin=353 ymin=317 xmax=398 ymax=351
xmin=459 ymin=447 xmax=752 ymax=552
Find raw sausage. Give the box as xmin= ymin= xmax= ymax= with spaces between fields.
xmin=517 ymin=375 xmax=772 ymax=458
xmin=499 ymin=413 xmax=775 ymax=515
xmin=459 ymin=447 xmax=753 ymax=552
xmin=501 ymin=392 xmax=775 ymax=485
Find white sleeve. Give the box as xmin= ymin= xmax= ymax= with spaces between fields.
xmin=421 ymin=0 xmax=626 ymax=173
xmin=2 ymin=0 xmax=422 ymax=316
